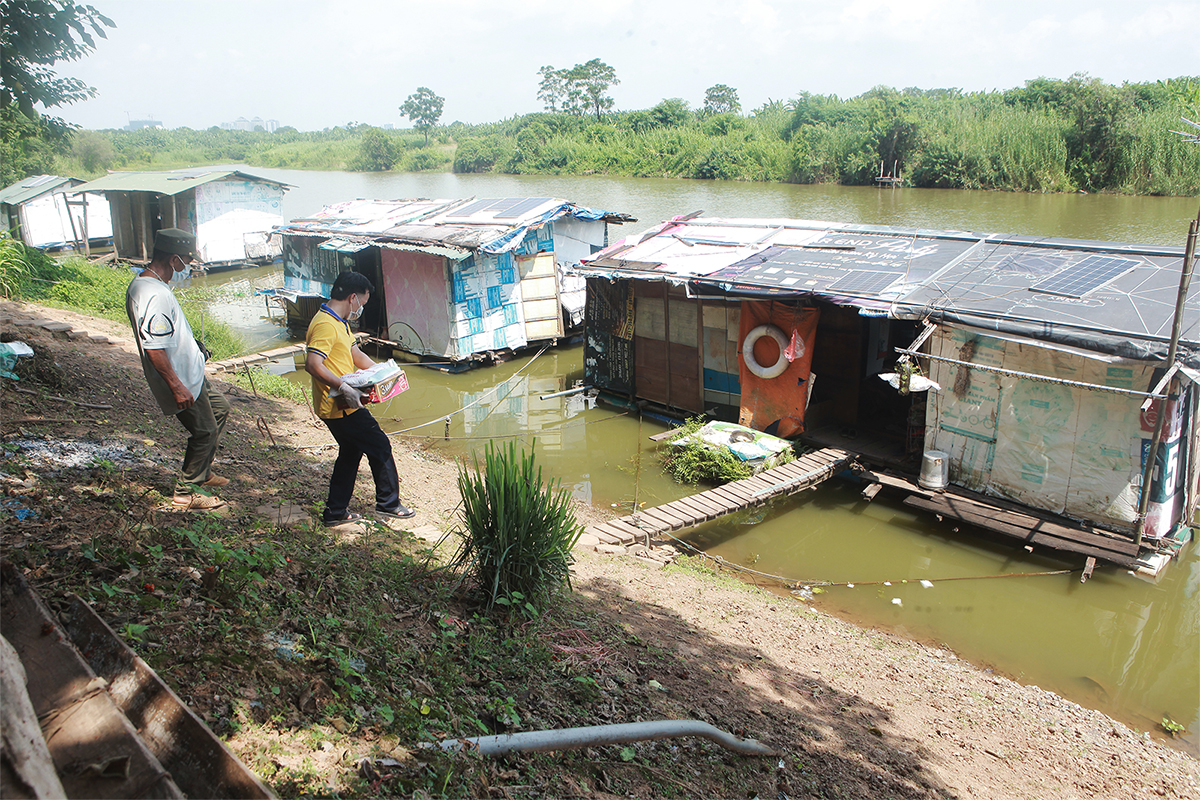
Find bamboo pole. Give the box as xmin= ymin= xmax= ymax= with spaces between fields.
xmin=1135 ymin=206 xmax=1199 ymax=546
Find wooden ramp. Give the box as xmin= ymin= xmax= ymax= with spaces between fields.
xmin=207 ymin=343 xmax=306 ymax=375
xmin=587 ymin=447 xmax=854 ymax=546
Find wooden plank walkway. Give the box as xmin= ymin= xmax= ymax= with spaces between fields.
xmin=586 ymin=447 xmax=854 ymax=547
xmin=207 ymin=343 xmax=307 ymax=375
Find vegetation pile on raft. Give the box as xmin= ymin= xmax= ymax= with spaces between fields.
xmin=659 ymin=417 xmax=800 ymax=486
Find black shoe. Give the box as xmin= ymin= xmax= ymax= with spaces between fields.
xmin=323 ymin=512 xmax=363 ymax=527
xmin=375 ymin=503 xmax=415 ymax=521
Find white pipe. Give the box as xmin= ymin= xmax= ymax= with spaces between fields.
xmin=539 ymin=385 xmax=592 ymax=400
xmin=434 ymin=719 xmax=775 ymax=757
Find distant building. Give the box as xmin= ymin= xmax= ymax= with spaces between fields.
xmin=219 ymin=117 xmax=282 ymax=132
xmin=123 ymin=119 xmax=162 ymax=131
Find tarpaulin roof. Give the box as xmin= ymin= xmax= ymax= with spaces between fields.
xmin=275 ymin=197 xmax=634 ymax=255
xmin=0 ymin=175 xmax=81 ymax=206
xmin=68 ymin=169 xmax=291 ymax=197
xmin=576 ymin=216 xmax=1198 ymax=367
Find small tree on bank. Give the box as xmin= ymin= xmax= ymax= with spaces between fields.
xmin=537 ymin=59 xmax=619 ymax=122
xmin=703 ymin=84 xmax=741 ymax=116
xmin=400 ymin=86 xmax=444 ymax=146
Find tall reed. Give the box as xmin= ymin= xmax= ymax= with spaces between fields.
xmin=451 ymin=440 xmax=583 ymax=612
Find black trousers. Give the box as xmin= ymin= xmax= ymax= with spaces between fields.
xmin=321 ymin=407 xmax=400 ymax=521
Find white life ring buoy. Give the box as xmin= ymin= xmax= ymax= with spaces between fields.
xmin=743 ymin=324 xmax=790 ymax=379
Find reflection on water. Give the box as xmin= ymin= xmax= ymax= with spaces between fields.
xmin=195 ymin=173 xmax=1199 ymax=754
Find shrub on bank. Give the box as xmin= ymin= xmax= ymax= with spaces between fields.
xmin=451 ymin=439 xmax=583 ymax=613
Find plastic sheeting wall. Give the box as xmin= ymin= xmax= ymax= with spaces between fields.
xmin=381 ymin=248 xmax=451 ymax=357
xmin=17 ymin=191 xmax=112 ymax=248
xmin=924 ymin=326 xmax=1159 ymax=530
xmin=195 ymin=180 xmax=285 ymax=263
xmin=450 ymin=249 xmax=528 ymax=359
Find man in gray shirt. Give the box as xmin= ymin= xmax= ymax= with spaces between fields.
xmin=126 ymin=228 xmax=231 ymax=510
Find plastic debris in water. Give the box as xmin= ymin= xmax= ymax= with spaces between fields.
xmin=920 ymin=580 xmax=934 ymax=588
xmin=846 ymin=583 xmax=855 ymax=589
xmin=891 ymin=598 xmax=903 ymax=606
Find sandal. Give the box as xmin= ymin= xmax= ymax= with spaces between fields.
xmin=323 ymin=512 xmax=363 ymax=527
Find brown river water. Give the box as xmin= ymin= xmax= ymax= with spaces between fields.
xmin=194 ymin=168 xmax=1199 ymax=754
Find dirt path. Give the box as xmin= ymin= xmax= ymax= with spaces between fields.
xmin=2 ymin=299 xmax=1197 ymax=799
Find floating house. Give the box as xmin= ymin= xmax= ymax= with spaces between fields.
xmin=575 ymin=215 xmax=1199 ymax=574
xmin=273 ymin=197 xmax=634 ymax=365
xmin=68 ymin=169 xmax=290 ymax=269
xmin=0 ymin=175 xmax=112 ymax=252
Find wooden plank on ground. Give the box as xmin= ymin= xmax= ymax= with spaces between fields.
xmin=636 ymin=508 xmax=680 ymax=532
xmin=66 ymin=597 xmax=276 ymax=799
xmin=651 ymin=504 xmax=698 ymax=529
xmin=594 ymin=520 xmax=644 ymax=544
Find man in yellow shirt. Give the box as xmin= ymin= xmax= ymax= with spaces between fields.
xmin=305 ymin=271 xmax=413 ymax=525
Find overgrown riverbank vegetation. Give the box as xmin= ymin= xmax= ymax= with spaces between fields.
xmin=0 ymin=233 xmax=313 ymax=404
xmin=13 ymin=74 xmax=1198 ymax=196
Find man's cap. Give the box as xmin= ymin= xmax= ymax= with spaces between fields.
xmin=154 ymin=228 xmax=197 ymax=259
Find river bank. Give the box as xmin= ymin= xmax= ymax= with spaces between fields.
xmin=2 ymin=300 xmax=1197 ymax=799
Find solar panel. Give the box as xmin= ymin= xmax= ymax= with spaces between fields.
xmin=993 ymin=253 xmax=1067 ymax=274
xmin=1029 ymin=255 xmax=1139 ymax=298
xmin=495 ymin=197 xmax=553 ymax=219
xmin=447 ymin=198 xmax=500 ymax=217
xmin=826 ymin=271 xmax=901 ymax=295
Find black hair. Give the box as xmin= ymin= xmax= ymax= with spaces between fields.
xmin=330 ymin=271 xmax=374 ymax=300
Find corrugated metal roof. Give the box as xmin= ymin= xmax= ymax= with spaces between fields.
xmin=577 ymin=216 xmax=1198 ymax=366
xmin=0 ymin=175 xmax=80 ymax=206
xmin=276 ymin=196 xmax=633 ymax=254
xmin=68 ymin=169 xmax=291 ymax=197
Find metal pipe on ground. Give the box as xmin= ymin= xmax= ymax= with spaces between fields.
xmin=433 ymin=720 xmax=776 ymax=757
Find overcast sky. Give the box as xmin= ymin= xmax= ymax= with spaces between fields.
xmin=56 ymin=0 xmax=1198 ymax=132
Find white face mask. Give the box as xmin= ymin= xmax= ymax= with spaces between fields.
xmin=169 ymin=255 xmax=192 ymax=285
xmin=347 ymin=295 xmax=365 ymax=321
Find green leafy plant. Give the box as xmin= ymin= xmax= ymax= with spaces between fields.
xmin=1161 ymin=715 xmax=1186 ymax=738
xmin=451 ymin=439 xmax=582 ymax=612
xmin=121 ymin=622 xmax=149 ymax=642
xmin=659 ymin=417 xmax=755 ymax=485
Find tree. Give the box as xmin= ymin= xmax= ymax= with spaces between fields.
xmin=0 ymin=0 xmax=114 ymax=183
xmin=536 ymin=59 xmax=619 ymax=122
xmin=537 ymin=65 xmax=568 ymax=113
xmin=703 ymin=84 xmax=740 ymax=116
xmin=650 ymin=98 xmax=691 ymax=128
xmin=400 ymin=86 xmax=444 ymax=146
xmin=0 ymin=0 xmax=114 ymax=119
xmin=351 ymin=127 xmax=397 ymax=171
xmin=570 ymin=59 xmax=618 ymax=122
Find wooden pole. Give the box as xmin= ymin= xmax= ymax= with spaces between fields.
xmin=1135 ymin=205 xmax=1199 ymax=546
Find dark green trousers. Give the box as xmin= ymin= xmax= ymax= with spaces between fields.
xmin=174 ymin=379 xmax=230 ymax=495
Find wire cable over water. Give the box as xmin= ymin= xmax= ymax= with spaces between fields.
xmin=649 ymin=526 xmax=1076 ymax=592
xmin=381 ymin=344 xmax=552 ymax=436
